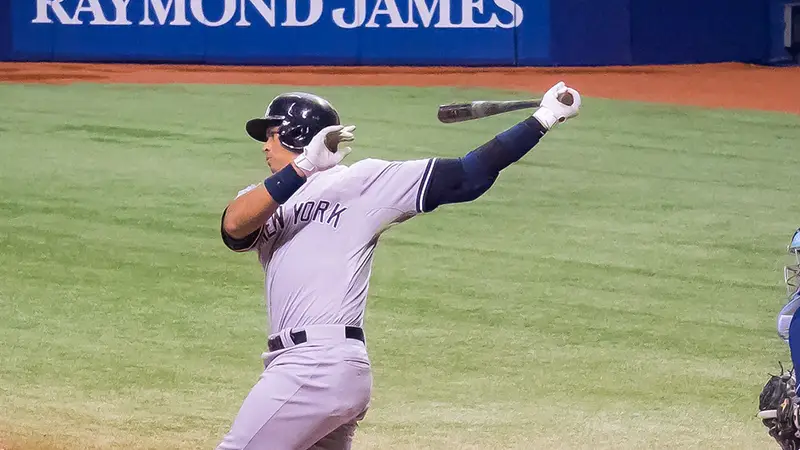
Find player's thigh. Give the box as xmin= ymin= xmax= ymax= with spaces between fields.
xmin=294 ymin=356 xmax=372 ymax=449
xmin=307 ymin=411 xmax=367 ymax=450
xmin=216 ymin=347 xmax=372 ymax=450
xmin=215 ymin=365 xmax=309 ymax=450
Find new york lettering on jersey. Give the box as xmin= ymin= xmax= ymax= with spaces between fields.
xmin=226 ymin=157 xmax=435 ymax=338
xmin=244 ymin=197 xmax=347 ymax=244
xmin=232 ymin=157 xmax=435 ymax=258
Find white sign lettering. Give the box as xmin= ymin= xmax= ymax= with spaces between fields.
xmin=31 ymin=0 xmax=525 ymax=28
xmin=33 ymin=0 xmax=81 ymax=25
xmin=332 ymin=0 xmax=366 ymax=28
xmin=141 ymin=0 xmax=190 ymax=26
xmin=283 ymin=0 xmax=323 ymax=27
xmin=494 ymin=0 xmax=523 ymax=28
xmin=366 ymin=0 xmax=407 ymax=28
xmin=73 ymin=0 xmax=114 ymax=25
xmin=409 ymin=0 xmax=452 ymax=28
xmin=237 ymin=0 xmax=276 ymax=26
xmin=109 ymin=0 xmax=134 ymax=25
xmin=191 ymin=0 xmax=237 ymax=26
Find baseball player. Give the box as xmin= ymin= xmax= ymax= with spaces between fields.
xmin=760 ymin=228 xmax=800 ymax=449
xmin=215 ymin=81 xmax=582 ymax=450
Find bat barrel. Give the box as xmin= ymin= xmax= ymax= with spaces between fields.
xmin=437 ymin=99 xmax=541 ymax=123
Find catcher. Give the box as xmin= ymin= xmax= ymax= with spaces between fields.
xmin=759 ymin=228 xmax=800 ymax=449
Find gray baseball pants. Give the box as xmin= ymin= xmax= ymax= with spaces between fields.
xmin=215 ymin=325 xmax=373 ymax=450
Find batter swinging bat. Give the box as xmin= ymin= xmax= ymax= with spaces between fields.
xmin=437 ymin=99 xmax=541 ymax=124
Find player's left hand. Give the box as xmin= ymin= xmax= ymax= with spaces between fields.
xmin=533 ymin=81 xmax=581 ymax=130
xmin=293 ymin=125 xmax=355 ymax=177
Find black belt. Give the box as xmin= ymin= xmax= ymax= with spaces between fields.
xmin=268 ymin=326 xmax=365 ymax=352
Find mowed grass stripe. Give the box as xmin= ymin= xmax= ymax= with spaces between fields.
xmin=0 ymin=83 xmax=798 ymax=449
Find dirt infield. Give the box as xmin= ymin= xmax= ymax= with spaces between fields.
xmin=0 ymin=62 xmax=799 ymax=114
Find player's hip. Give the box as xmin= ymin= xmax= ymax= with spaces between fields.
xmin=261 ymin=324 xmax=370 ymax=366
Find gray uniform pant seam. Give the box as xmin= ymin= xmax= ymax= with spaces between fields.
xmin=242 ymin=360 xmax=323 ymax=450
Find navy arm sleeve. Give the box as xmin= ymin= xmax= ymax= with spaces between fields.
xmin=422 ymin=116 xmax=547 ymax=213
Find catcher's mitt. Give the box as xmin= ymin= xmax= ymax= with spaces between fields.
xmin=760 ymin=363 xmax=800 ymax=450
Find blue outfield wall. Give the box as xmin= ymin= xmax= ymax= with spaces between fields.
xmin=628 ymin=0 xmax=770 ymax=65
xmin=548 ymin=0 xmax=632 ymax=66
xmin=0 ymin=0 xmax=11 ymax=60
xmin=0 ymin=0 xmax=785 ymax=66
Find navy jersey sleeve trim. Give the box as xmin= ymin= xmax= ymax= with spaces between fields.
xmin=220 ymin=207 xmax=262 ymax=252
xmin=415 ymin=158 xmax=437 ymax=214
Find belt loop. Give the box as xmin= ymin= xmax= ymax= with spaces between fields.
xmin=279 ymin=328 xmax=294 ymax=349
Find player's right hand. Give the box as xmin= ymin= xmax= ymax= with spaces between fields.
xmin=533 ymin=81 xmax=581 ymax=130
xmin=293 ymin=125 xmax=355 ymax=177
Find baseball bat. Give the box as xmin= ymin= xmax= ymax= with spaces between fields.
xmin=437 ymin=99 xmax=542 ymax=124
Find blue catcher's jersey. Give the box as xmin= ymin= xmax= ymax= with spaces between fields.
xmin=778 ymin=228 xmax=800 ymax=344
xmin=779 ymin=292 xmax=800 ymax=344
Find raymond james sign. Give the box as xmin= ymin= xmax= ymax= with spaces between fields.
xmin=31 ymin=0 xmax=525 ymax=28
xmin=11 ymin=0 xmax=546 ymax=65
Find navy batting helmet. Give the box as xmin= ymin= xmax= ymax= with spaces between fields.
xmin=246 ymin=92 xmax=340 ymax=152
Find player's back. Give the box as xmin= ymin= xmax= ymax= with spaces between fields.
xmin=249 ymin=157 xmax=435 ymax=334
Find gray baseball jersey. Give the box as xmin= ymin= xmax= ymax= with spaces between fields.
xmin=231 ymin=157 xmax=436 ymax=335
xmin=215 ymin=158 xmax=436 ymax=449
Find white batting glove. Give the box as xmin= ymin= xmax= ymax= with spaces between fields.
xmin=293 ymin=125 xmax=355 ymax=177
xmin=533 ymin=81 xmax=581 ymax=130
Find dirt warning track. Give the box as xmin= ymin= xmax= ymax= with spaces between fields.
xmin=0 ymin=62 xmax=798 ymax=114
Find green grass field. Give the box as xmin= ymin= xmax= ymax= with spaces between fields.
xmin=1 ymin=82 xmax=799 ymax=449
